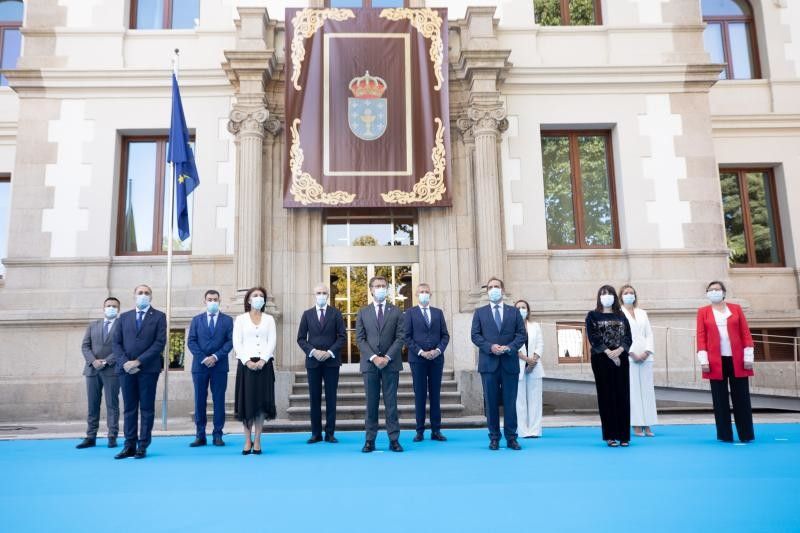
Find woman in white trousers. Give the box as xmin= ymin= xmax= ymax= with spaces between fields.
xmin=514 ymin=300 xmax=545 ymax=438
xmin=619 ymin=284 xmax=658 ymax=437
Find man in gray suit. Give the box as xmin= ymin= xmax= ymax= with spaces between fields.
xmin=76 ymin=297 xmax=122 ymax=449
xmin=356 ymin=275 xmax=405 ymax=453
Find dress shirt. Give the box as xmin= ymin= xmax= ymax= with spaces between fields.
xmin=713 ymin=306 xmax=733 ymax=357
xmin=307 ymin=305 xmax=335 ymax=359
xmin=491 ymin=302 xmax=504 ymax=322
xmin=233 ymin=312 xmax=276 ymax=364
xmin=205 ymin=312 xmax=219 ymax=362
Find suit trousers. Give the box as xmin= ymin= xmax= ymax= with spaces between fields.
xmin=363 ymin=368 xmax=400 ymax=442
xmin=308 ymin=364 xmax=340 ymax=437
xmin=119 ymin=371 xmax=159 ymax=449
xmin=480 ymin=366 xmax=519 ymax=441
xmin=591 ymin=353 xmax=631 ymax=442
xmin=192 ymin=371 xmax=228 ymax=438
xmin=710 ymin=356 xmax=754 ymax=442
xmin=410 ymin=358 xmax=444 ymax=434
xmin=85 ymin=368 xmax=120 ymax=438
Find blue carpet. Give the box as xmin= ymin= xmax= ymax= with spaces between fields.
xmin=2 ymin=424 xmax=798 ymax=533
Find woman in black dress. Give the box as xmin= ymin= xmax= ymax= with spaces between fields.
xmin=586 ymin=285 xmax=633 ymax=447
xmin=232 ymin=287 xmax=277 ymax=455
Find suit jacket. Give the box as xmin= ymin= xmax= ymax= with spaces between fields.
xmin=356 ymin=302 xmax=405 ymax=374
xmin=471 ymin=303 xmax=526 ymax=374
xmin=696 ymin=303 xmax=754 ymax=380
xmin=404 ymin=305 xmax=450 ymax=364
xmin=112 ymin=307 xmax=167 ymax=374
xmin=296 ymin=306 xmax=346 ymax=369
xmin=81 ymin=318 xmax=120 ymax=376
xmin=187 ymin=312 xmax=234 ymax=374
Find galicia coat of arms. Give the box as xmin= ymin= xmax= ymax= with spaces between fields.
xmin=348 ymin=71 xmax=387 ymax=141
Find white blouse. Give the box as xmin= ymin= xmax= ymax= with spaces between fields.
xmin=713 ymin=306 xmax=733 ymax=357
xmin=232 ymin=312 xmax=276 ymax=364
xmin=518 ymin=321 xmax=545 ymax=379
xmin=621 ymin=307 xmax=655 ymax=361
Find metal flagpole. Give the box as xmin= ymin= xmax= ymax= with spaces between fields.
xmin=162 ymin=48 xmax=180 ymax=431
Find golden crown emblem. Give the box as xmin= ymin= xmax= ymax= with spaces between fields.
xmin=348 ymin=71 xmax=387 ymax=99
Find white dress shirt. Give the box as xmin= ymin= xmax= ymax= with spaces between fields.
xmin=233 ymin=312 xmax=276 ymax=364
xmin=307 ymin=305 xmax=335 ymax=359
xmin=713 ymin=306 xmax=733 ymax=357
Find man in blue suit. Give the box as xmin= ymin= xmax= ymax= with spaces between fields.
xmin=112 ymin=284 xmax=167 ymax=459
xmin=187 ymin=289 xmax=233 ymax=447
xmin=404 ymin=282 xmax=450 ymax=442
xmin=296 ymin=283 xmax=346 ymax=444
xmin=471 ymin=277 xmax=526 ymax=451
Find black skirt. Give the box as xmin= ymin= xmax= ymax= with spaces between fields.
xmin=234 ymin=359 xmax=276 ymax=425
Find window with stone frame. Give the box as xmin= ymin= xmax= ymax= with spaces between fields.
xmin=534 ymin=0 xmax=602 ymax=26
xmin=702 ymin=0 xmax=760 ymax=80
xmin=0 ymin=0 xmax=23 ymax=87
xmin=117 ymin=136 xmax=194 ymax=255
xmin=0 ymin=174 xmax=10 ymax=278
xmin=719 ymin=168 xmax=784 ymax=267
xmin=130 ymin=0 xmax=199 ymax=30
xmin=557 ymin=322 xmax=590 ymax=363
xmin=541 ymin=130 xmax=620 ymax=249
xmin=325 ymin=0 xmax=407 ymax=7
xmin=751 ymin=328 xmax=798 ymax=362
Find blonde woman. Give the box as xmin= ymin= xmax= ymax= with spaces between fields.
xmin=619 ymin=284 xmax=658 ymax=437
xmin=514 ymin=300 xmax=545 ymax=438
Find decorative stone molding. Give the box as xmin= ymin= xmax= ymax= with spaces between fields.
xmin=227 ymin=108 xmax=269 ymax=136
xmin=264 ymin=116 xmax=283 ymax=137
xmin=465 ymin=105 xmax=508 ymax=137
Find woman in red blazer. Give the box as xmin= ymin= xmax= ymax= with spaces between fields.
xmin=695 ymin=281 xmax=755 ymax=443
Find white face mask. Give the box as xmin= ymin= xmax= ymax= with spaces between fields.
xmin=104 ymin=306 xmax=118 ymax=319
xmin=707 ymin=290 xmax=724 ymax=304
xmin=622 ymin=294 xmax=636 ymax=306
xmin=600 ymin=294 xmax=615 ymax=308
xmin=250 ymin=296 xmax=265 ymax=310
xmin=206 ymin=301 xmax=220 ymax=315
xmin=373 ymin=287 xmax=388 ymax=302
xmin=315 ymin=294 xmax=328 ymax=308
xmin=135 ymin=294 xmax=151 ymax=310
xmin=518 ymin=308 xmax=528 ymax=320
xmin=418 ymin=293 xmax=431 ymax=306
xmin=488 ymin=287 xmax=502 ymax=303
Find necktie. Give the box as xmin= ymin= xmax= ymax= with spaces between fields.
xmin=319 ymin=308 xmax=325 ymax=326
xmin=208 ymin=314 xmax=216 ymax=335
xmin=103 ymin=320 xmax=111 ymax=341
xmin=136 ymin=311 xmax=144 ymax=332
xmin=493 ymin=305 xmax=502 ymax=331
xmin=377 ymin=303 xmax=384 ymax=329
xmin=422 ymin=307 xmax=430 ymax=327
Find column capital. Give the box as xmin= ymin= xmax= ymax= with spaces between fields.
xmin=228 ymin=107 xmax=269 ymax=136
xmin=462 ymin=105 xmax=508 ymax=137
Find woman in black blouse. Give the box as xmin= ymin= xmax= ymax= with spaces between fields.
xmin=586 ymin=285 xmax=633 ymax=447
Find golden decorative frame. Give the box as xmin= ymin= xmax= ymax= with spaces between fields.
xmin=382 ymin=117 xmax=446 ymax=204
xmin=289 ymin=119 xmax=356 ymax=205
xmin=379 ymin=8 xmax=444 ymax=91
xmin=290 ymin=8 xmax=355 ymax=91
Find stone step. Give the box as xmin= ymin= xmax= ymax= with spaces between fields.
xmin=291 ymin=379 xmax=459 ymax=393
xmin=293 ymin=370 xmax=456 ymax=384
xmin=288 ymin=391 xmax=463 ymax=407
xmin=286 ymin=403 xmax=466 ymax=421
xmin=259 ymin=416 xmax=487 ymax=433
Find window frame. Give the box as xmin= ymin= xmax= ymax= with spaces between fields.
xmin=0 ymin=1 xmax=23 ymax=87
xmin=751 ymin=328 xmax=798 ymax=362
xmin=541 ymin=129 xmax=620 ymax=250
xmin=324 ymin=0 xmax=409 ymax=8
xmin=703 ymin=2 xmax=761 ymax=80
xmin=536 ymin=0 xmax=603 ymax=26
xmin=720 ymin=167 xmax=784 ymax=268
xmin=556 ymin=322 xmax=591 ymax=364
xmin=129 ymin=0 xmax=198 ymax=30
xmin=116 ymin=135 xmax=192 ymax=256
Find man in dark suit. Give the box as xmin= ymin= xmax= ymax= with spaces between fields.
xmin=112 ymin=284 xmax=167 ymax=459
xmin=297 ymin=283 xmax=346 ymax=444
xmin=76 ymin=297 xmax=122 ymax=449
xmin=471 ymin=277 xmax=526 ymax=451
xmin=187 ymin=289 xmax=233 ymax=447
xmin=404 ymin=283 xmax=450 ymax=442
xmin=356 ymin=275 xmax=405 ymax=453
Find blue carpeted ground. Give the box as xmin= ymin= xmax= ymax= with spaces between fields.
xmin=2 ymin=424 xmax=799 ymax=533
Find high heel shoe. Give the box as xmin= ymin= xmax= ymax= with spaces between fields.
xmin=252 ymin=448 xmax=262 ymax=455
xmin=242 ymin=444 xmax=252 ymax=455
xmin=606 ymin=440 xmax=619 ymax=447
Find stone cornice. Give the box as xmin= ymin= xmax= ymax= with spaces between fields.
xmin=711 ymin=114 xmax=800 ymax=136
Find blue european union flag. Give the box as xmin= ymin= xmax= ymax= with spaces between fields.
xmin=167 ymin=73 xmax=199 ymax=241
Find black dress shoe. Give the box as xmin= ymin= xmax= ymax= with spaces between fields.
xmin=212 ymin=436 xmax=225 ymax=446
xmin=252 ymin=448 xmax=262 ymax=455
xmin=362 ymin=440 xmax=375 ymax=453
xmin=324 ymin=434 xmax=338 ymax=443
xmin=389 ymin=440 xmax=404 ymax=452
xmin=114 ymin=447 xmax=136 ymax=459
xmin=413 ymin=432 xmax=424 ymax=442
xmin=134 ymin=448 xmax=147 ymax=459
xmin=489 ymin=439 xmax=500 ymax=451
xmin=107 ymin=437 xmax=118 ymax=448
xmin=431 ymin=432 xmax=447 ymax=442
xmin=241 ymin=448 xmax=252 ymax=455
xmin=307 ymin=435 xmax=323 ymax=444
xmin=76 ymin=438 xmax=96 ymax=449
xmin=189 ymin=437 xmax=207 ymax=447
xmin=507 ymin=439 xmax=522 ymax=450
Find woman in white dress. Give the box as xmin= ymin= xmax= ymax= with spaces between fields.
xmin=619 ymin=284 xmax=658 ymax=437
xmin=514 ymin=300 xmax=545 ymax=438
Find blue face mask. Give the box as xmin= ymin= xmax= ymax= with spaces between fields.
xmin=250 ymin=296 xmax=265 ymax=310
xmin=206 ymin=301 xmax=220 ymax=315
xmin=316 ymin=294 xmax=328 ymax=308
xmin=488 ymin=287 xmax=502 ymax=303
xmin=418 ymin=293 xmax=431 ymax=306
xmin=373 ymin=287 xmax=388 ymax=302
xmin=136 ymin=294 xmax=151 ymax=310
xmin=518 ymin=308 xmax=528 ymax=320
xmin=104 ymin=306 xmax=118 ymax=319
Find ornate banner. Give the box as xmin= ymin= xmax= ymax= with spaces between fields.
xmin=284 ymin=7 xmax=451 ymax=208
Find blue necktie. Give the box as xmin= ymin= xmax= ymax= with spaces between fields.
xmin=493 ymin=305 xmax=502 ymax=331
xmin=103 ymin=320 xmax=111 ymax=341
xmin=136 ymin=311 xmax=144 ymax=332
xmin=208 ymin=314 xmax=216 ymax=335
xmin=422 ymin=307 xmax=430 ymax=327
